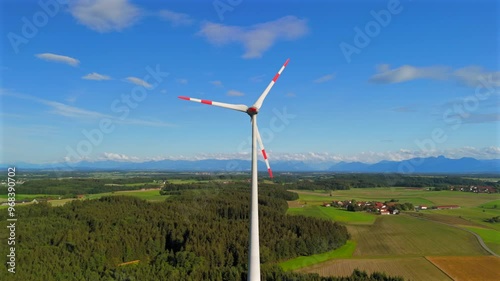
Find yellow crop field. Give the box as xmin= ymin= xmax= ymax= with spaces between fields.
xmin=427 ymin=256 xmax=500 ymax=281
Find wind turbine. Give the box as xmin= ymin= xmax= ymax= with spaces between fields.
xmin=178 ymin=58 xmax=290 ymax=281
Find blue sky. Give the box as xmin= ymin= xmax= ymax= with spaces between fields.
xmin=1 ymin=0 xmax=498 ymax=164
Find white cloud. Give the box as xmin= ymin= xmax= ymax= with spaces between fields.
xmin=82 ymin=72 xmax=111 ymax=80
xmin=159 ymin=9 xmax=194 ymax=26
xmin=369 ymin=64 xmax=449 ymax=84
xmin=454 ymin=66 xmax=500 ymax=87
xmin=286 ymin=92 xmax=296 ymax=97
xmin=2 ymin=90 xmax=174 ymax=127
xmin=35 ymin=53 xmax=80 ymax=67
xmin=210 ymin=80 xmax=223 ymax=87
xmin=369 ymin=64 xmax=500 ymax=87
xmin=227 ymin=89 xmax=245 ymax=96
xmin=250 ymin=74 xmax=266 ymax=83
xmin=313 ymin=73 xmax=336 ymax=83
xmin=141 ymin=147 xmax=500 ymax=163
xmin=102 ymin=152 xmax=139 ymax=161
xmin=176 ymin=78 xmax=188 ymax=84
xmin=198 ymin=16 xmax=308 ymax=58
xmin=69 ymin=0 xmax=141 ymax=32
xmin=126 ymin=77 xmax=153 ymax=89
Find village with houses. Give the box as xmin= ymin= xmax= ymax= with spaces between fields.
xmin=321 ymin=199 xmax=461 ymax=215
xmin=448 ymin=185 xmax=496 ymax=193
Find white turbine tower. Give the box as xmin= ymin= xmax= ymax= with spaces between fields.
xmin=178 ymin=59 xmax=290 ymax=281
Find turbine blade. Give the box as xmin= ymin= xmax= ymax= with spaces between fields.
xmin=255 ymin=125 xmax=273 ymax=178
xmin=178 ymin=96 xmax=248 ymax=112
xmin=252 ymin=58 xmax=290 ymax=110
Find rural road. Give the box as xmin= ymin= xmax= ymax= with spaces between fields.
xmin=405 ymin=214 xmax=499 ymax=257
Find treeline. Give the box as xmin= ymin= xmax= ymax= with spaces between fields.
xmin=281 ymin=174 xmax=499 ymax=191
xmin=160 ymin=181 xmax=299 ymax=201
xmin=1 ymin=178 xmax=162 ymax=196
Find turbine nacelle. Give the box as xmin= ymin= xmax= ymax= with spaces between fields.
xmin=246 ymin=107 xmax=258 ymax=116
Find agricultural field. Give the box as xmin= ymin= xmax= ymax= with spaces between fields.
xmin=348 ymin=215 xmax=487 ymax=257
xmin=284 ymin=187 xmax=500 ymax=280
xmin=295 ymin=188 xmax=498 ymax=208
xmin=288 ymin=206 xmax=375 ymax=224
xmin=427 ymin=256 xmax=500 ymax=281
xmin=297 ymin=257 xmax=452 ymax=281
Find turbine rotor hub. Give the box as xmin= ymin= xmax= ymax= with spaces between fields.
xmin=246 ymin=107 xmax=258 ymax=116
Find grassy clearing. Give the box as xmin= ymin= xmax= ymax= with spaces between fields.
xmin=287 ymin=206 xmax=376 ymax=225
xmin=427 ymin=256 xmax=500 ymax=281
xmin=297 ymin=257 xmax=452 ymax=281
xmin=0 ymin=194 xmax=53 ymax=202
xmin=0 ymin=189 xmax=169 ymax=208
xmin=84 ymin=189 xmax=166 ymax=201
xmin=424 ymin=207 xmax=500 ymax=231
xmin=349 ymin=215 xmax=488 ymax=257
xmin=280 ymin=241 xmax=356 ymax=271
xmin=480 ymin=199 xmax=500 ymax=209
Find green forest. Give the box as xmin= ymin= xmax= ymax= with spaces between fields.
xmin=1 ymin=185 xmax=404 ymax=280
xmin=4 ymin=172 xmax=498 ymax=197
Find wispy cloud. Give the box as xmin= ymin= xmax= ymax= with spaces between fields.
xmin=454 ymin=66 xmax=500 ymax=87
xmin=198 ymin=16 xmax=308 ymax=58
xmin=159 ymin=9 xmax=194 ymax=26
xmin=69 ymin=0 xmax=142 ymax=32
xmin=1 ymin=90 xmax=173 ymax=127
xmin=82 ymin=72 xmax=111 ymax=80
xmin=139 ymin=146 xmax=500 ymax=163
xmin=227 ymin=90 xmax=245 ymax=96
xmin=210 ymin=80 xmax=223 ymax=87
xmin=445 ymin=112 xmax=500 ymax=124
xmin=176 ymin=78 xmax=188 ymax=84
xmin=369 ymin=64 xmax=449 ymax=84
xmin=35 ymin=53 xmax=80 ymax=67
xmin=313 ymin=73 xmax=336 ymax=83
xmin=102 ymin=152 xmax=139 ymax=161
xmin=126 ymin=77 xmax=152 ymax=89
xmin=286 ymin=92 xmax=296 ymax=97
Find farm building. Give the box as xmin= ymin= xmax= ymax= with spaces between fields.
xmin=434 ymin=205 xmax=460 ymax=210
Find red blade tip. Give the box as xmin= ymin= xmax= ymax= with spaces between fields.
xmin=284 ymin=59 xmax=290 ymax=67
xmin=178 ymin=96 xmax=190 ymax=100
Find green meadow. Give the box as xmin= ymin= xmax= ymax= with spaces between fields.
xmin=280 ymin=240 xmax=356 ymax=271
xmin=288 ymin=206 xmax=375 ymax=225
